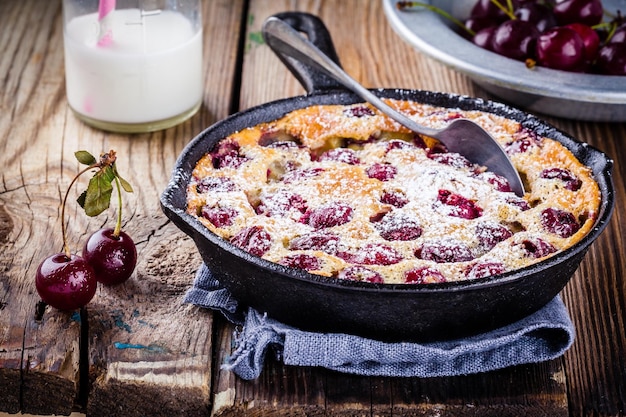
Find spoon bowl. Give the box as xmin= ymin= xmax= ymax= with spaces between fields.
xmin=262 ymin=16 xmax=525 ymax=196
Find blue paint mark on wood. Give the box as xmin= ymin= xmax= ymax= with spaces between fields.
xmin=113 ymin=342 xmax=167 ymax=353
xmin=137 ymin=319 xmax=156 ymax=328
xmin=111 ymin=310 xmax=132 ymax=333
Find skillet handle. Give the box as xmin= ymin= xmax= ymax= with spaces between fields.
xmin=262 ymin=12 xmax=344 ymax=94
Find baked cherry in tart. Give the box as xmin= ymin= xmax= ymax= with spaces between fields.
xmin=279 ymin=254 xmax=321 ymax=271
xmin=201 ymin=205 xmax=238 ymax=227
xmin=256 ymin=190 xmax=307 ymax=218
xmin=373 ymin=212 xmax=422 ymax=241
xmin=366 ymin=163 xmax=397 ymax=181
xmin=301 ymin=202 xmax=353 ymax=229
xmin=541 ymin=207 xmax=581 ymax=238
xmin=436 ymin=189 xmax=483 ymax=220
xmin=465 ymin=262 xmax=507 ymax=280
xmin=416 ymin=240 xmax=475 ymax=263
xmin=338 ymin=265 xmax=384 ymax=283
xmin=231 ymin=226 xmax=272 ymax=257
xmin=210 ymin=140 xmax=249 ymax=169
xmin=288 ymin=231 xmax=340 ymax=254
xmin=340 ymin=243 xmax=404 ymax=266
xmin=318 ymin=148 xmax=360 ymax=164
xmin=519 ymin=237 xmax=557 ymax=258
xmin=187 ymin=100 xmax=600 ymax=284
xmin=380 ymin=190 xmax=409 ymax=208
xmin=540 ymin=167 xmax=582 ymax=191
xmin=404 ymin=267 xmax=446 ymax=284
xmin=476 ymin=222 xmax=513 ymax=252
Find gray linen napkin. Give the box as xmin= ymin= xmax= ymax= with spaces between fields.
xmin=184 ymin=264 xmax=575 ymax=380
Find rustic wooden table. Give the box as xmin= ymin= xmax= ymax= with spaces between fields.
xmin=1 ymin=1 xmax=625 ymax=416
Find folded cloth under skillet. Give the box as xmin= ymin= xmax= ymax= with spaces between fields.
xmin=184 ymin=263 xmax=575 ymax=380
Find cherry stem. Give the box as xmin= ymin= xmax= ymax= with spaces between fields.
xmin=490 ymin=0 xmax=516 ymax=20
xmin=596 ymin=21 xmax=618 ymax=42
xmin=505 ymin=0 xmax=514 ymax=15
xmin=61 ymin=164 xmax=98 ymax=258
xmin=113 ymin=176 xmax=123 ymax=238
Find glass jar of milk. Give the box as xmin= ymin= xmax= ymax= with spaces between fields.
xmin=63 ymin=0 xmax=203 ymax=133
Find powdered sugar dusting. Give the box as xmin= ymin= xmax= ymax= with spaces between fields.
xmin=187 ymin=100 xmax=601 ymax=284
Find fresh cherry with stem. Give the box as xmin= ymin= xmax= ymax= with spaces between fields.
xmin=35 ymin=150 xmax=135 ymax=312
xmin=35 ymin=154 xmax=104 ymax=311
xmin=35 ymin=252 xmax=97 ymax=312
xmin=83 ymin=228 xmax=137 ymax=286
xmin=77 ymin=151 xmax=137 ymax=286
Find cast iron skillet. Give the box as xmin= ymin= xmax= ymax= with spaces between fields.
xmin=161 ymin=12 xmax=615 ymax=342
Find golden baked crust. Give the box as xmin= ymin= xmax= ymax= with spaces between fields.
xmin=186 ymin=100 xmax=600 ymax=284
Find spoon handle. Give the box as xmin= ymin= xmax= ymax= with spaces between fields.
xmin=262 ymin=17 xmax=439 ymax=137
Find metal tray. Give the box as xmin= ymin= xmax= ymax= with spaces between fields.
xmin=383 ymin=0 xmax=626 ymax=122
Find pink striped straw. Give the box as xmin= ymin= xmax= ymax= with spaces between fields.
xmin=97 ymin=0 xmax=115 ymax=47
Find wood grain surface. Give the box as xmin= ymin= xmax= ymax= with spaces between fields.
xmin=1 ymin=0 xmax=625 ymax=416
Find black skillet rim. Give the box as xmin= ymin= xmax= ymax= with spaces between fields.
xmin=160 ymin=87 xmax=615 ymax=295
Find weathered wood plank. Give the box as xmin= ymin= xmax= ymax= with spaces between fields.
xmin=389 ymin=361 xmax=568 ymax=416
xmin=212 ymin=322 xmax=327 ymax=416
xmin=83 ymin=1 xmax=246 ymax=416
xmin=85 ymin=230 xmax=211 ymax=417
xmin=0 ymin=0 xmax=83 ymax=414
xmin=556 ymin=121 xmax=626 ymax=417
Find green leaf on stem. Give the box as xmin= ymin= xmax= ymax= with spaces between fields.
xmin=117 ymin=176 xmax=133 ymax=193
xmin=75 ymin=150 xmax=97 ymax=166
xmin=113 ymin=165 xmax=134 ymax=193
xmin=83 ymin=167 xmax=116 ymax=216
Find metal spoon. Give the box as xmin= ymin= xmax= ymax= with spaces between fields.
xmin=262 ymin=16 xmax=525 ymax=196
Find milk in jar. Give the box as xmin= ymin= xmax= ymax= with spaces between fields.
xmin=63 ymin=7 xmax=203 ymax=132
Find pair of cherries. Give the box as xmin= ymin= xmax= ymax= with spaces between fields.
xmin=35 ymin=150 xmax=137 ymax=311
